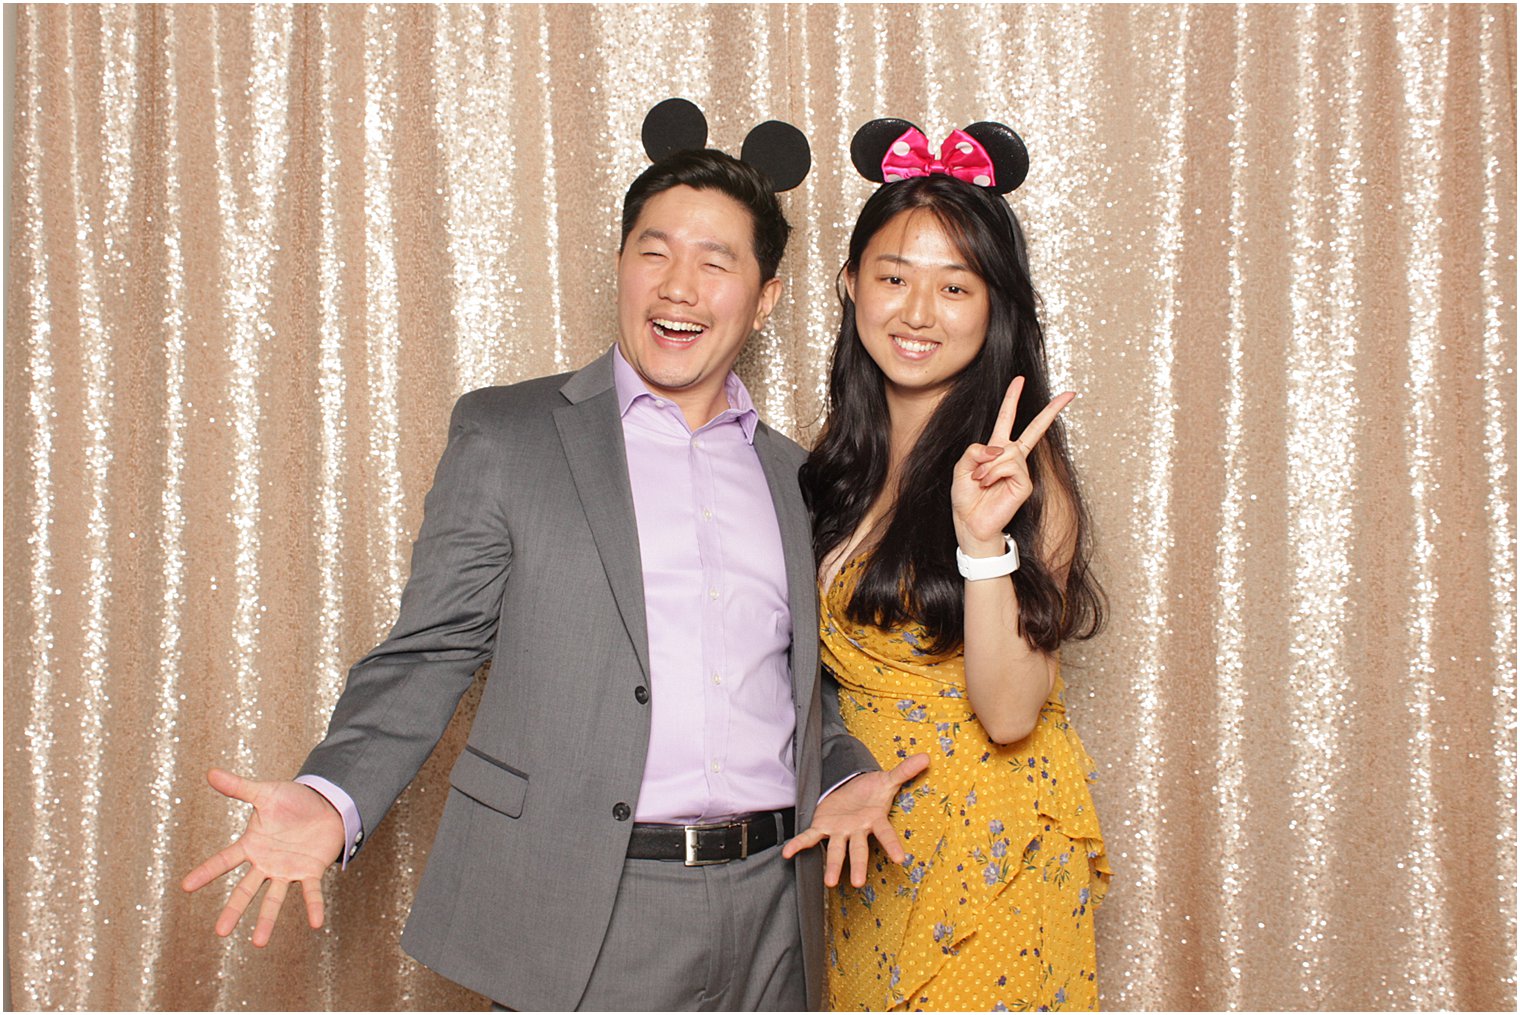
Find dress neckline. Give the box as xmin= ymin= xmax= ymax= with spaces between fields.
xmin=820 ymin=549 xmax=870 ymax=599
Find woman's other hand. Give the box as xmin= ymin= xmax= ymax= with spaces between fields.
xmin=951 ymin=376 xmax=1075 ymax=552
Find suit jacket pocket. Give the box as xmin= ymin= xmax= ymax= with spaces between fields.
xmin=449 ymin=745 xmax=529 ymax=817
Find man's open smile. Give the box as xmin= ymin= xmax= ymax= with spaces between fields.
xmin=650 ymin=316 xmax=709 ymax=344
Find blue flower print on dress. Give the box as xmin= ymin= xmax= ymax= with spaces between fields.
xmin=992 ymin=839 xmax=1008 ymax=858
xmin=902 ymin=629 xmax=933 ymax=656
xmin=989 ymin=819 xmax=1005 ymax=836
xmin=898 ymin=790 xmax=917 ymax=812
xmin=983 ymin=862 xmax=1001 ymax=886
xmin=966 ymin=788 xmax=978 ymax=806
xmin=895 ymin=699 xmax=927 ymax=722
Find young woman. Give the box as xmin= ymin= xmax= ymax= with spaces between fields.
xmin=800 ymin=121 xmax=1109 ymax=1012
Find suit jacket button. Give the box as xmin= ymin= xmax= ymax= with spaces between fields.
xmin=613 ymin=802 xmax=631 ymax=821
xmin=634 ymin=686 xmax=649 ymax=704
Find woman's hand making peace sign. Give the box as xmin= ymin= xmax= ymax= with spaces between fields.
xmin=951 ymin=376 xmax=1076 ymax=555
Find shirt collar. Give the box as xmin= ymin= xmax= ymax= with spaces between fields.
xmin=611 ymin=343 xmax=760 ymax=443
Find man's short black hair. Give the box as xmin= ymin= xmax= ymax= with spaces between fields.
xmin=620 ymin=149 xmax=792 ymax=282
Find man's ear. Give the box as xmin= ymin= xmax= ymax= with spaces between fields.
xmin=754 ymin=276 xmax=783 ymax=330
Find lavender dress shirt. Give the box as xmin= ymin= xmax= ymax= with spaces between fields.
xmin=301 ymin=346 xmax=824 ymax=859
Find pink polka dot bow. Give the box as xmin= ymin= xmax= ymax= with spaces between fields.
xmin=879 ymin=127 xmax=996 ymax=188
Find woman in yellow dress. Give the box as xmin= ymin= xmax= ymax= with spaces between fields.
xmin=798 ymin=120 xmax=1110 ymax=1011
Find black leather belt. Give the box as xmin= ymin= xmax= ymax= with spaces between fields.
xmin=627 ymin=808 xmax=797 ymax=866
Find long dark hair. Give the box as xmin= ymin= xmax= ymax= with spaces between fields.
xmin=800 ymin=174 xmax=1103 ymax=654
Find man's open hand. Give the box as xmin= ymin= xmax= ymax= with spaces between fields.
xmin=180 ymin=769 xmax=345 ymax=947
xmin=781 ymin=753 xmax=930 ymax=888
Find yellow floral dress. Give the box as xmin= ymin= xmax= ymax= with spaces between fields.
xmin=823 ymin=556 xmax=1111 ymax=1012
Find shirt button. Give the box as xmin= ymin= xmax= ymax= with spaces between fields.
xmin=694 ymin=438 xmax=705 ymax=449
xmin=634 ymin=686 xmax=649 ymax=704
xmin=711 ymin=762 xmax=721 ymax=773
xmin=613 ymin=802 xmax=631 ymax=821
xmin=708 ymin=588 xmax=719 ymax=600
xmin=712 ymin=672 xmax=722 ymax=685
xmin=654 ymin=399 xmax=666 ymax=408
xmin=702 ymin=508 xmax=713 ymax=521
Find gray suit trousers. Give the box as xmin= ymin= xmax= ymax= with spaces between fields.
xmin=574 ymin=846 xmax=804 ymax=1011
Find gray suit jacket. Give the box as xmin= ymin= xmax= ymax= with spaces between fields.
xmin=300 ymin=349 xmax=878 ymax=1010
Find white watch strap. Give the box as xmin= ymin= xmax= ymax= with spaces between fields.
xmin=956 ymin=534 xmax=1020 ymax=580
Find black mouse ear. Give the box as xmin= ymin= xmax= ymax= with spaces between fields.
xmin=740 ymin=120 xmax=811 ymax=192
xmin=961 ymin=121 xmax=1028 ymax=194
xmin=850 ymin=118 xmax=920 ymax=183
xmin=642 ymin=98 xmax=708 ymax=161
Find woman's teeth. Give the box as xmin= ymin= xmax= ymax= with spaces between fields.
xmin=893 ymin=335 xmax=937 ymax=354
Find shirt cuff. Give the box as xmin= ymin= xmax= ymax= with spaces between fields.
xmin=818 ymin=770 xmax=866 ymax=805
xmin=294 ymin=774 xmax=364 ymax=870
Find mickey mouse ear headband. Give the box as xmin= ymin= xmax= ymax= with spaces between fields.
xmin=642 ymin=97 xmax=812 ymax=192
xmin=850 ymin=117 xmax=1028 ymax=194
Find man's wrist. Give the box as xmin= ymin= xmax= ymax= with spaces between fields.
xmin=293 ymin=774 xmax=364 ymax=869
xmin=819 ymin=770 xmax=867 ymax=805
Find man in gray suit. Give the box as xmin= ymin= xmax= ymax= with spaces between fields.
xmin=183 ymin=146 xmax=929 ymax=1010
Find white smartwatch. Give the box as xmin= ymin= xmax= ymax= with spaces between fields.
xmin=956 ymin=534 xmax=1020 ymax=580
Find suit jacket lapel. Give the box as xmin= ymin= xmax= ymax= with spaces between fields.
xmin=555 ymin=352 xmax=651 ymax=681
xmin=752 ymin=424 xmax=819 ymax=714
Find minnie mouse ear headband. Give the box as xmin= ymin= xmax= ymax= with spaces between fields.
xmin=642 ymin=97 xmax=812 ymax=192
xmin=849 ymin=117 xmax=1028 ymax=194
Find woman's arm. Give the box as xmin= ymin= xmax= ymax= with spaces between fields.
xmin=959 ymin=479 xmax=1076 ymax=743
xmin=950 ymin=377 xmax=1076 ymax=744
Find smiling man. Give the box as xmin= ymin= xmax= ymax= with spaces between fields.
xmin=182 ymin=147 xmax=928 ymax=1011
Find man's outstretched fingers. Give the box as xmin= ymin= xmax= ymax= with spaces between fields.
xmin=781 ymin=825 xmax=826 ymax=860
xmin=182 ymin=841 xmax=244 ymax=893
xmin=301 ymin=879 xmax=326 ymax=930
xmin=206 ymin=767 xmax=257 ymax=804
xmin=252 ymin=878 xmax=288 ymax=948
xmin=873 ymin=818 xmax=908 ymax=867
xmin=824 ymin=835 xmax=847 ymax=888
xmin=215 ymin=868 xmax=264 ymax=937
xmin=886 ymin=752 xmax=931 ymax=789
xmin=848 ymin=833 xmax=869 ymax=888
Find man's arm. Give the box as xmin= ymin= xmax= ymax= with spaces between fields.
xmin=817 ymin=664 xmax=882 ymax=787
xmin=181 ymin=392 xmax=514 ymax=942
xmin=297 ymin=394 xmax=515 ymax=831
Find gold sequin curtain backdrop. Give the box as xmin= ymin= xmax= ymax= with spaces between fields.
xmin=4 ymin=4 xmax=1514 ymax=1010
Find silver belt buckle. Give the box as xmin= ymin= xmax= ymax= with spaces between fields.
xmin=683 ymin=819 xmax=750 ymax=866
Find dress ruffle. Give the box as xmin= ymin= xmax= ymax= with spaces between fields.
xmin=823 ymin=558 xmax=1109 ymax=1011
